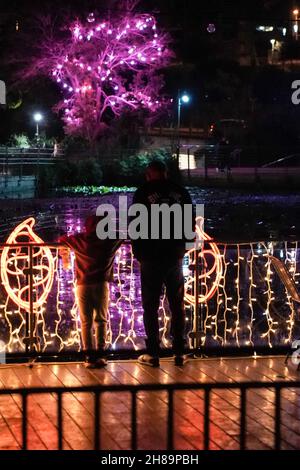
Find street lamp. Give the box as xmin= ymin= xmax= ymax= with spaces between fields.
xmin=177 ymin=91 xmax=190 ymax=146
xmin=176 ymin=91 xmax=191 ymax=170
xmin=33 ymin=112 xmax=43 ymax=138
xmin=270 ymin=39 xmax=276 ymax=63
xmin=293 ymin=8 xmax=299 ymax=40
xmin=178 ymin=93 xmax=190 ymax=129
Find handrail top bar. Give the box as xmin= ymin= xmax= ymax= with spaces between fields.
xmin=1 ymin=380 xmax=300 ymax=395
xmin=0 ymin=240 xmax=299 ymax=248
xmin=0 ymin=243 xmax=62 ymax=248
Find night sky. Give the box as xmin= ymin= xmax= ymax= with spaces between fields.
xmin=0 ymin=0 xmax=299 ymax=140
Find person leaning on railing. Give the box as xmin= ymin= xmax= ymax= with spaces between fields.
xmin=59 ymin=216 xmax=121 ymax=368
xmin=131 ymin=160 xmax=195 ymax=368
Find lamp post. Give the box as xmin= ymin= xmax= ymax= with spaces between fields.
xmin=33 ymin=112 xmax=43 ymax=140
xmin=177 ymin=91 xmax=190 ymax=167
xmin=270 ymin=39 xmax=276 ymax=63
xmin=293 ymin=8 xmax=299 ymax=40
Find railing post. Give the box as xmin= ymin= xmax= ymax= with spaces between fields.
xmin=240 ymin=387 xmax=246 ymax=450
xmin=37 ymin=147 xmax=40 ymax=181
xmin=204 ymin=153 xmax=208 ymax=181
xmin=57 ymin=392 xmax=63 ymax=450
xmin=5 ymin=147 xmax=8 ymax=188
xmin=176 ymin=146 xmax=180 ymax=172
xmin=2 ymin=148 xmax=5 ymax=176
xmin=204 ymin=388 xmax=210 ymax=450
xmin=187 ymin=148 xmax=191 ymax=180
xmin=22 ymin=393 xmax=28 ymax=450
xmin=94 ymin=392 xmax=100 ymax=450
xmin=167 ymin=390 xmax=174 ymax=451
xmin=20 ymin=150 xmax=23 ymax=182
xmin=131 ymin=391 xmax=137 ymax=451
xmin=275 ymin=387 xmax=281 ymax=450
xmin=193 ymin=248 xmax=200 ymax=350
xmin=29 ymin=245 xmax=34 ymax=351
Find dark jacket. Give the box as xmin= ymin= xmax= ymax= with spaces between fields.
xmin=131 ymin=179 xmax=194 ymax=262
xmin=59 ymin=233 xmax=121 ymax=285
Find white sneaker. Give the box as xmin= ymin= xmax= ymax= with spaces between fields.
xmin=138 ymin=354 xmax=160 ymax=367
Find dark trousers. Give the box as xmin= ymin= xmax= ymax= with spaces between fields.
xmin=140 ymin=259 xmax=185 ymax=356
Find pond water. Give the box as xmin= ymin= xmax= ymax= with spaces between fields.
xmin=0 ymin=187 xmax=299 ymax=242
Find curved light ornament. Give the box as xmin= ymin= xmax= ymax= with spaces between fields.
xmin=185 ymin=216 xmax=223 ymax=305
xmin=0 ymin=218 xmax=55 ymax=312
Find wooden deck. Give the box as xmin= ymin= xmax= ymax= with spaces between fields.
xmin=0 ymin=356 xmax=299 ymax=450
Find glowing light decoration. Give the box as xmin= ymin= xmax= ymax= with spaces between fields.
xmin=0 ymin=217 xmax=299 ymax=352
xmin=207 ymin=23 xmax=216 ymax=33
xmin=23 ymin=9 xmax=173 ymax=144
xmin=185 ymin=217 xmax=223 ymax=305
xmin=0 ymin=218 xmax=55 ymax=312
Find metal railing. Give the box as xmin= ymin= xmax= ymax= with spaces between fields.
xmin=0 ymin=147 xmax=64 ymax=183
xmin=4 ymin=380 xmax=300 ymax=450
xmin=0 ymin=238 xmax=299 ymax=354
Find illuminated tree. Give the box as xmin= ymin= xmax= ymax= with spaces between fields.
xmin=22 ymin=8 xmax=173 ymax=144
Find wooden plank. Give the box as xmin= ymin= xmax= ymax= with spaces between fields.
xmin=205 ymin=358 xmax=299 ymax=449
xmin=0 ymin=357 xmax=298 ymax=450
xmin=135 ymin=360 xmax=235 ymax=450
xmin=9 ymin=364 xmax=73 ymax=450
xmin=50 ymin=362 xmax=139 ymax=450
xmin=160 ymin=359 xmax=274 ymax=450
xmin=106 ymin=361 xmax=171 ymax=450
xmin=0 ymin=366 xmax=47 ymax=450
xmin=157 ymin=359 xmax=244 ymax=450
xmin=192 ymin=359 xmax=283 ymax=449
xmin=119 ymin=361 xmax=205 ymax=450
xmin=65 ymin=363 xmax=126 ymax=450
xmin=0 ymin=416 xmax=20 ymax=450
xmin=231 ymin=357 xmax=300 ymax=447
xmin=40 ymin=364 xmax=102 ymax=450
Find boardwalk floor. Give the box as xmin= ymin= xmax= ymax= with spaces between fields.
xmin=0 ymin=356 xmax=299 ymax=450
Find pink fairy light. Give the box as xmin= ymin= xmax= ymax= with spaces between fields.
xmin=73 ymin=25 xmax=81 ymax=39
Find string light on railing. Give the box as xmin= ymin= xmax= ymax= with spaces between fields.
xmin=0 ymin=219 xmax=299 ymax=352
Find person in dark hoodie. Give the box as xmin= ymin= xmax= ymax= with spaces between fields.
xmin=131 ymin=160 xmax=195 ymax=367
xmin=59 ymin=215 xmax=121 ymax=368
